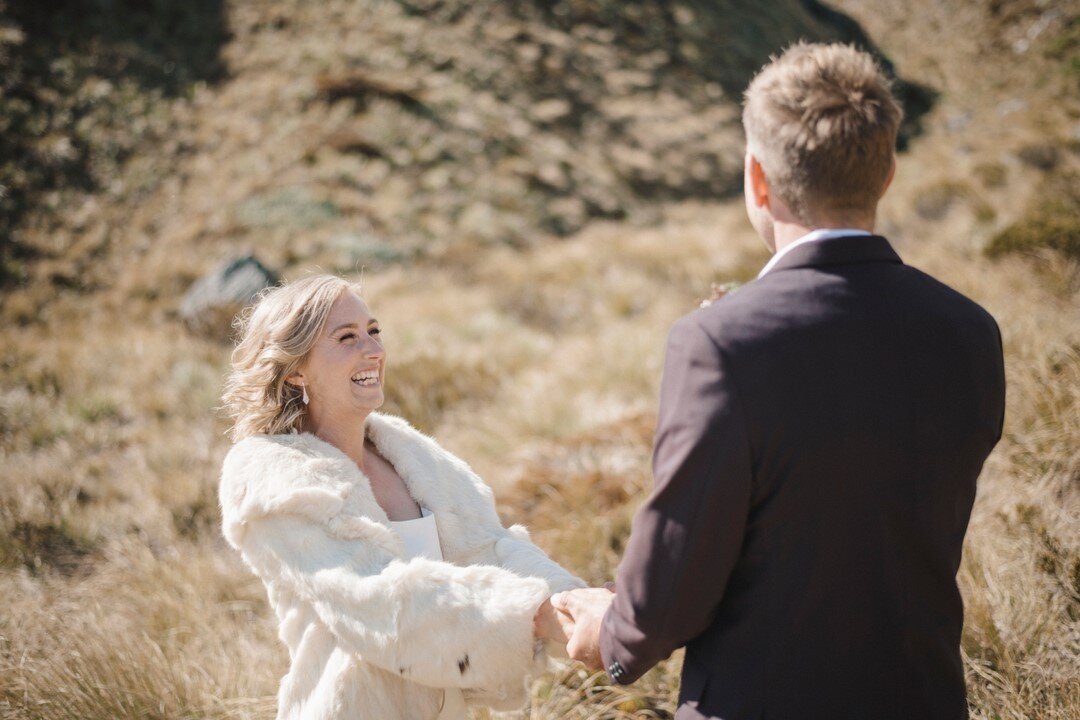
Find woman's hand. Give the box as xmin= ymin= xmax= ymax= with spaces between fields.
xmin=532 ymin=598 xmax=569 ymax=643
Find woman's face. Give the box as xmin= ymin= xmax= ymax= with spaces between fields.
xmin=291 ymin=290 xmax=386 ymax=421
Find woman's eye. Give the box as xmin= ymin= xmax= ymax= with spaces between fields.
xmin=340 ymin=333 xmax=356 ymax=341
xmin=370 ymin=328 xmax=381 ymax=336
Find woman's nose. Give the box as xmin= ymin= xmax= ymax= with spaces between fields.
xmin=364 ymin=338 xmax=385 ymax=358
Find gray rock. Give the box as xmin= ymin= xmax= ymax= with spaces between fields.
xmin=530 ymin=98 xmax=572 ymax=123
xmin=234 ymin=187 xmax=340 ymax=230
xmin=180 ymin=255 xmax=279 ymax=339
xmin=328 ymin=232 xmax=412 ymax=271
xmin=1016 ymin=143 xmax=1059 ymax=171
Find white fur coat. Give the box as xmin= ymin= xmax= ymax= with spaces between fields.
xmin=219 ymin=412 xmax=585 ymax=720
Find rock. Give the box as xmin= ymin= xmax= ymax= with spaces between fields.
xmin=458 ymin=202 xmax=501 ymax=244
xmin=328 ymin=233 xmax=412 ymax=271
xmin=1017 ymin=143 xmax=1059 ymax=171
xmin=234 ymin=187 xmax=341 ymax=230
xmin=996 ymin=98 xmax=1027 ymax=117
xmin=545 ymin=196 xmax=587 ymax=235
xmin=534 ymin=162 xmax=570 ymax=191
xmin=179 ymin=255 xmax=278 ymax=338
xmin=530 ymin=98 xmax=573 ymax=124
xmin=945 ymin=110 xmax=973 ymax=134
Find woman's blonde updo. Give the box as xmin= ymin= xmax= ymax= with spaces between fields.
xmin=222 ymin=274 xmax=362 ymax=441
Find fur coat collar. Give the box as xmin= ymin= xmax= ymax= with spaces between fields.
xmin=221 ymin=411 xmax=512 ymax=563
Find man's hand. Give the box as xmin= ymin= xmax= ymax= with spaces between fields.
xmin=550 ymin=587 xmax=615 ymax=670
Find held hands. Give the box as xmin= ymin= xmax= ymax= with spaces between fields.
xmin=533 ymin=585 xmax=615 ymax=671
xmin=532 ymin=598 xmax=569 ymax=646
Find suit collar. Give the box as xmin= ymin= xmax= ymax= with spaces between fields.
xmin=762 ymin=234 xmax=902 ymax=276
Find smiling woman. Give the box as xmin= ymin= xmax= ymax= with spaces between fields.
xmin=282 ymin=290 xmax=390 ymax=462
xmin=217 ymin=274 xmax=584 ymax=720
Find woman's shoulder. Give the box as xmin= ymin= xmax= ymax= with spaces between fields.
xmin=222 ymin=431 xmax=357 ymax=480
xmin=219 ymin=431 xmax=360 ymax=547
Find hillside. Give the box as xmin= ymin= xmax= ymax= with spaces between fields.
xmin=1 ymin=1 xmax=1078 ymax=718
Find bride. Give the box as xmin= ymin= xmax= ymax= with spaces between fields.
xmin=219 ymin=275 xmax=583 ymax=719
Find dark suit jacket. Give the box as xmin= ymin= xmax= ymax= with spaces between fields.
xmin=599 ymin=235 xmax=1006 ymax=720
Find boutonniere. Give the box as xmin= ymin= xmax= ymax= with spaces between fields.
xmin=699 ymin=281 xmax=742 ymax=308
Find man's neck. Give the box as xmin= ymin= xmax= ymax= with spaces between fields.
xmin=772 ymin=216 xmax=875 ymax=254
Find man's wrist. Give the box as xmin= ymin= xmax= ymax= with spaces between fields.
xmin=598 ymin=604 xmax=631 ymax=684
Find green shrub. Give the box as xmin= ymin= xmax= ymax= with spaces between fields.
xmin=0 ymin=518 xmax=94 ymax=575
xmin=985 ymin=178 xmax=1080 ymax=261
xmin=914 ymin=179 xmax=993 ymax=222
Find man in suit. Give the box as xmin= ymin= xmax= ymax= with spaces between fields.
xmin=549 ymin=42 xmax=1006 ymax=719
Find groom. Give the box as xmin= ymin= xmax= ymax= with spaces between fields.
xmin=550 ymin=42 xmax=1006 ymax=719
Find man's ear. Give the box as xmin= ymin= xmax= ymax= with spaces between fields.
xmin=880 ymin=154 xmax=897 ymax=197
xmin=749 ymin=153 xmax=771 ymax=209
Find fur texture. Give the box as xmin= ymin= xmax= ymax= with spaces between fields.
xmin=219 ymin=412 xmax=584 ymax=720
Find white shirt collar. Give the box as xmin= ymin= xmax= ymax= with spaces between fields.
xmin=757 ymin=228 xmax=874 ymax=278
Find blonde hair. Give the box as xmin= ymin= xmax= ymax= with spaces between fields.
xmin=742 ymin=41 xmax=903 ymax=223
xmin=221 ymin=274 xmax=362 ymax=441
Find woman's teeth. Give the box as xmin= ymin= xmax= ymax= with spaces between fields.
xmin=351 ymin=370 xmax=380 ymax=386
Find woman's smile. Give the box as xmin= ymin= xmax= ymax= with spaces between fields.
xmin=351 ymin=367 xmax=382 ymax=387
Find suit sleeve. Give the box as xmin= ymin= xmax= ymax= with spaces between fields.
xmin=238 ymin=511 xmax=550 ymax=699
xmin=599 ymin=315 xmax=753 ymax=683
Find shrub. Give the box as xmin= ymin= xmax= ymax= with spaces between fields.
xmin=985 ymin=175 xmax=1080 ymax=261
xmin=974 ymin=161 xmax=1007 ymax=188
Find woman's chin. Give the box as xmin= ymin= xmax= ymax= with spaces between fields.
xmin=349 ymin=383 xmax=385 ymax=409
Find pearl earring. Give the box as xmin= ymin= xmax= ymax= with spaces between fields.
xmin=301 ymin=384 xmax=309 ymax=405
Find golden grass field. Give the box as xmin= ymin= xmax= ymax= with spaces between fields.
xmin=1 ymin=0 xmax=1078 ymax=718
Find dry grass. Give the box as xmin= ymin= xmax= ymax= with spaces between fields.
xmin=2 ymin=0 xmax=1079 ymax=719
xmin=0 ymin=543 xmax=279 ymax=720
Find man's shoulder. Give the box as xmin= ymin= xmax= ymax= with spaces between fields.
xmin=692 ymin=260 xmax=999 ymax=335
xmin=900 ymin=265 xmax=1000 ymax=329
xmin=675 ymin=277 xmax=797 ymax=348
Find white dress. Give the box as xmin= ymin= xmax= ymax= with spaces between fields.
xmin=390 ymin=507 xmax=469 ymax=719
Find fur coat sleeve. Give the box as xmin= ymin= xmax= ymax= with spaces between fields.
xmin=219 ymin=413 xmax=583 ymax=707
xmin=496 ymin=523 xmax=583 ymax=595
xmin=238 ymin=512 xmax=550 ymax=697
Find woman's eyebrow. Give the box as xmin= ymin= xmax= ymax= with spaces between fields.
xmin=330 ymin=319 xmax=378 ymax=333
xmin=330 ymin=322 xmax=358 ymax=333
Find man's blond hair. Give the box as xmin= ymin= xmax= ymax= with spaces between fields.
xmin=742 ymin=42 xmax=903 ymax=223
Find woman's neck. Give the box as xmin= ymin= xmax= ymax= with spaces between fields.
xmin=305 ymin=410 xmax=372 ymax=473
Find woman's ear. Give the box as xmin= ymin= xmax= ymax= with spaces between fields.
xmin=285 ymin=371 xmax=304 ymax=388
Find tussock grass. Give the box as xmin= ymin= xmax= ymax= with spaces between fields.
xmin=0 ymin=545 xmax=279 ymax=720
xmin=1 ymin=1 xmax=1078 ymax=719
